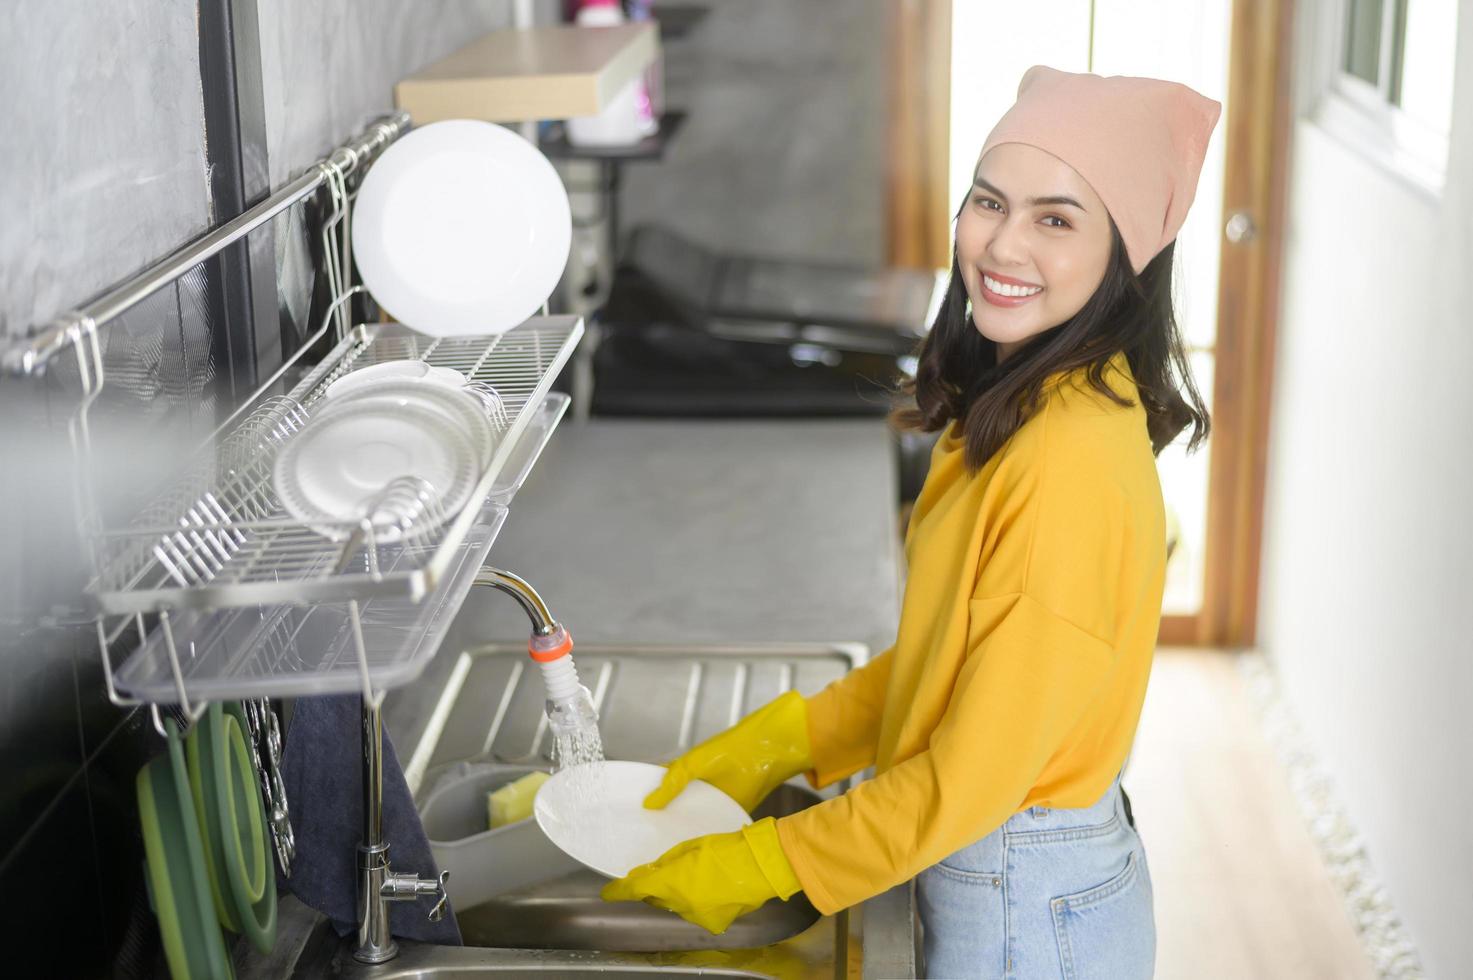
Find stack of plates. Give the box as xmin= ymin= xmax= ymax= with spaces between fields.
xmin=273 ymin=362 xmax=502 ymax=542
xmin=324 ymin=359 xmax=469 ymax=398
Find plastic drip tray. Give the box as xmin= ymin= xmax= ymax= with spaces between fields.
xmin=419 ymin=762 xmax=582 ymax=913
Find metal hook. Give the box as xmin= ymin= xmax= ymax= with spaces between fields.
xmin=317 ymin=158 xmax=352 ymax=339
xmin=68 ymin=314 xmax=105 ymax=577
xmin=428 ymin=870 xmax=451 ymax=921
xmin=95 ymin=617 xmax=143 ymax=710
xmin=157 ymin=609 xmax=208 ymax=730
xmin=329 ymin=149 xmax=358 ymax=323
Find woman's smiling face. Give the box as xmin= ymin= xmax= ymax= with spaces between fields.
xmin=956 ymin=143 xmax=1114 ymax=362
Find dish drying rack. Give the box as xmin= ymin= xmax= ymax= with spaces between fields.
xmin=5 ymin=111 xmax=584 ymax=731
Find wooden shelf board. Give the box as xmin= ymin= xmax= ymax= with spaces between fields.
xmin=396 ymin=22 xmax=661 ymax=124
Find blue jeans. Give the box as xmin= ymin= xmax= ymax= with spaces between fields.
xmin=916 ymin=769 xmax=1155 ymax=979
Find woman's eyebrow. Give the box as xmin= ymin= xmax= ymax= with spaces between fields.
xmin=973 ymin=176 xmax=1088 ymax=212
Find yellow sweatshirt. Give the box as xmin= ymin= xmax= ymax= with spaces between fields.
xmin=774 ymin=349 xmax=1167 ymax=914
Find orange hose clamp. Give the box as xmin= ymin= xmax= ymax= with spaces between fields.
xmin=528 ymin=626 xmax=574 ymax=663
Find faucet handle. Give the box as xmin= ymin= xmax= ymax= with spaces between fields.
xmin=428 ymin=870 xmax=450 ymax=922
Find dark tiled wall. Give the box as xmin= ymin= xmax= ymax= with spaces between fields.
xmin=0 ymin=276 xmax=222 ymax=977
xmin=0 ymin=8 xmax=216 ymax=972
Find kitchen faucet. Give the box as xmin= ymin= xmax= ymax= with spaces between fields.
xmin=354 ymin=565 xmax=574 ymax=963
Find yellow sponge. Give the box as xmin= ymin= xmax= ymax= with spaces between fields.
xmin=488 ymin=770 xmax=551 ymax=829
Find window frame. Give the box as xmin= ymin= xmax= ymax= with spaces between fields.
xmin=1308 ymin=0 xmax=1452 ymax=200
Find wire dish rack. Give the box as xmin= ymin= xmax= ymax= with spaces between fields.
xmin=90 ymin=320 xmax=579 ymax=615
xmin=110 ymin=388 xmax=573 ymax=703
xmin=96 ymin=319 xmax=581 ymax=707
xmin=3 ymin=113 xmax=584 ymax=727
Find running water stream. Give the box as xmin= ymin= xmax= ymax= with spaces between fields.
xmin=547 ymin=688 xmax=605 ymax=770
xmin=544 ymin=672 xmax=606 ymax=818
xmin=539 ymin=651 xmax=605 ymax=770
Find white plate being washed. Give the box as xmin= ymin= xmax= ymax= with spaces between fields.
xmin=351 ymin=119 xmax=572 ymax=338
xmin=533 ymin=760 xmax=752 ymax=879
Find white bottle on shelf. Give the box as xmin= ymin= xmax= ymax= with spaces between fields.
xmin=566 ymin=0 xmax=650 ymax=148
xmin=624 ymin=0 xmax=661 ymax=137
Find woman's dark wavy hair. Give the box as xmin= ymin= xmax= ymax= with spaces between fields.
xmin=888 ymin=197 xmax=1210 ymax=474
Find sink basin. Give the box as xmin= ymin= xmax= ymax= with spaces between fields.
xmin=407 ymin=642 xmax=866 ymax=778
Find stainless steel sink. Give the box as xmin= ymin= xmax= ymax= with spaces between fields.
xmin=408 ymin=642 xmax=866 ymax=780
xmin=311 ymin=942 xmax=777 ymax=978
xmin=373 ymin=642 xmax=869 ymax=977
xmin=265 ymin=629 xmax=917 ymax=980
xmin=278 ymin=643 xmax=880 ymax=978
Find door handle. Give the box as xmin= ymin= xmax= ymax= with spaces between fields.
xmin=1225 ymin=210 xmax=1257 ymax=245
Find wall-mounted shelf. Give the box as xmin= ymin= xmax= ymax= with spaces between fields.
xmin=538 ymin=109 xmax=687 ymax=162
xmin=395 ymin=22 xmax=661 ymax=124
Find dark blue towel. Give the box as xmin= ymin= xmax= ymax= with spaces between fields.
xmin=278 ymin=693 xmax=461 ymax=945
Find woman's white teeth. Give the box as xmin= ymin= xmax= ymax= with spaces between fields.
xmin=984 ymin=274 xmax=1042 ymax=297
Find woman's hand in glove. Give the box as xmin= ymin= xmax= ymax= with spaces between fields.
xmin=645 ymin=689 xmax=812 ymax=813
xmin=599 ymin=816 xmax=803 ymax=934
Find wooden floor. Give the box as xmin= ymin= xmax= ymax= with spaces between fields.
xmin=1126 ymin=648 xmax=1377 ymax=980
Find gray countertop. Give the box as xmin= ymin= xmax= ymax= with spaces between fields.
xmin=442 ymin=415 xmax=903 ymax=652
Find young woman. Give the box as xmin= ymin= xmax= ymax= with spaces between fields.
xmin=602 ymin=65 xmax=1221 ymax=979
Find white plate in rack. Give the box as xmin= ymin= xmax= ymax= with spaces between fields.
xmin=324 ymin=361 xmax=467 ymax=400
xmin=272 ymin=400 xmax=480 ymax=542
xmin=424 ymin=366 xmax=468 ymax=388
xmin=330 ymin=379 xmax=497 ymax=470
xmin=533 ymin=760 xmax=752 ymax=879
xmin=351 ymin=119 xmax=572 ymax=337
xmin=325 ymin=359 xmax=432 ymax=399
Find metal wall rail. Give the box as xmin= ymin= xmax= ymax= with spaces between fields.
xmin=1 ymin=110 xmax=412 ymax=377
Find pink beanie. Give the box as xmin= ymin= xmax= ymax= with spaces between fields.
xmin=976 ymin=65 xmax=1223 ymax=275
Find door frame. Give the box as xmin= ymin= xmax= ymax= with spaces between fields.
xmin=1163 ymin=0 xmax=1296 ymax=648
xmin=885 ymin=0 xmax=952 ymax=271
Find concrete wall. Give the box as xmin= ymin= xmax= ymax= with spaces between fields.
xmin=1257 ymin=3 xmax=1473 ymax=975
xmin=257 ymin=0 xmax=523 ymax=187
xmin=617 ymin=0 xmax=889 ymax=265
xmin=0 ymin=0 xmax=210 ymax=339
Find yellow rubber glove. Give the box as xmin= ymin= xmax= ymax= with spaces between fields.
xmin=645 ymin=689 xmax=812 ymax=813
xmin=599 ymin=816 xmax=804 ymax=934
